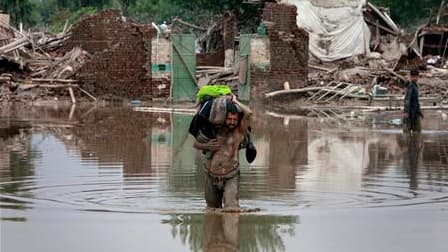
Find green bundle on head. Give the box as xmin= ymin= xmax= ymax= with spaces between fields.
xmin=197 ymin=85 xmax=232 ymax=103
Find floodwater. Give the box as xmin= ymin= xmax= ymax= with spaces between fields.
xmin=1 ymin=105 xmax=447 ymax=252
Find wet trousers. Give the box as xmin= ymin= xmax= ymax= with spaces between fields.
xmin=403 ymin=116 xmax=421 ymax=133
xmin=205 ymin=171 xmax=240 ymax=209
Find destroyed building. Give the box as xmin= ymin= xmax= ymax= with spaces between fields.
xmin=152 ymin=2 xmax=309 ymax=102
xmin=1 ymin=1 xmax=446 ymax=107
xmin=64 ymin=10 xmax=153 ymax=99
xmin=0 ymin=13 xmax=11 ymax=47
xmin=250 ymin=3 xmax=309 ymax=100
xmin=1 ymin=2 xmax=310 ymax=103
xmin=0 ymin=13 xmax=18 ymax=74
xmin=414 ymin=3 xmax=448 ymax=59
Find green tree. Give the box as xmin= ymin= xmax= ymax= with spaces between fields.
xmin=128 ymin=0 xmax=180 ymax=22
xmin=38 ymin=0 xmax=59 ymax=25
xmin=81 ymin=0 xmax=112 ymax=8
xmin=118 ymin=0 xmax=137 ymax=16
xmin=1 ymin=0 xmax=39 ymax=27
xmin=371 ymin=0 xmax=444 ymax=29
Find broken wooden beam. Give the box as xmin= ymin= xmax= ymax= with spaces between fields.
xmin=365 ymin=19 xmax=399 ymax=36
xmin=30 ymin=78 xmax=78 ymax=83
xmin=308 ymin=64 xmax=336 ymax=73
xmin=172 ymin=18 xmax=207 ymax=31
xmin=265 ymin=86 xmax=369 ymax=100
xmin=384 ymin=68 xmax=407 ymax=82
xmin=68 ymin=87 xmax=76 ymax=104
xmin=77 ymin=86 xmax=97 ymax=102
xmin=19 ymin=83 xmax=79 ymax=90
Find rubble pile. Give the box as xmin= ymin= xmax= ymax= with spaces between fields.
xmin=296 ymin=2 xmax=448 ymax=106
xmin=67 ymin=10 xmax=153 ymax=99
xmin=1 ymin=10 xmax=156 ymax=103
xmin=0 ymin=18 xmax=92 ymax=103
xmin=306 ymin=55 xmax=448 ymax=104
xmin=0 ymin=23 xmax=75 ymax=77
xmin=1 ymin=2 xmax=448 ymax=107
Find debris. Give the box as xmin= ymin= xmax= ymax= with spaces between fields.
xmin=0 ymin=18 xmax=94 ymax=104
xmin=172 ymin=18 xmax=207 ymax=31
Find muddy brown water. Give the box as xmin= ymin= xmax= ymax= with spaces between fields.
xmin=1 ymin=105 xmax=447 ymax=252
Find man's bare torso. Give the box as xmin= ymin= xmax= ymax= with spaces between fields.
xmin=209 ymin=126 xmax=244 ymax=176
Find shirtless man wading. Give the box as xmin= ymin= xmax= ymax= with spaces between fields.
xmin=193 ymin=96 xmax=252 ymax=209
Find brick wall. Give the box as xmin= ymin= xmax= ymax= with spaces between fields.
xmin=151 ymin=78 xmax=170 ymax=99
xmin=251 ymin=3 xmax=309 ymax=100
xmin=223 ymin=11 xmax=236 ymax=51
xmin=66 ymin=10 xmax=154 ymax=99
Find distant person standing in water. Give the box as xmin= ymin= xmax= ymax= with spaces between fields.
xmin=403 ymin=69 xmax=423 ymax=133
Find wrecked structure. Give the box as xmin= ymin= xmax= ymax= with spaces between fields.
xmin=60 ymin=3 xmax=308 ymax=103
xmin=412 ymin=2 xmax=448 ymax=61
xmin=283 ymin=0 xmax=371 ymax=62
xmin=1 ymin=1 xmax=447 ymax=109
xmin=250 ymin=3 xmax=309 ymax=100
xmin=0 ymin=10 xmax=156 ymax=103
xmin=0 ymin=13 xmax=11 ymax=46
xmin=264 ymin=0 xmax=447 ymax=110
xmin=65 ymin=10 xmax=153 ymax=99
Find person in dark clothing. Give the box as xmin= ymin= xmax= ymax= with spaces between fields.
xmin=403 ymin=69 xmax=423 ymax=133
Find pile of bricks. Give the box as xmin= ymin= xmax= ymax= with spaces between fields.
xmin=251 ymin=3 xmax=309 ymax=100
xmin=65 ymin=10 xmax=154 ymax=99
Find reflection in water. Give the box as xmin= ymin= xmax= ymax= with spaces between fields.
xmin=70 ymin=107 xmax=157 ymax=175
xmin=1 ymin=106 xmax=448 ymax=251
xmin=164 ymin=213 xmax=297 ymax=252
xmin=203 ymin=213 xmax=239 ymax=252
xmin=168 ymin=113 xmax=205 ymax=195
xmin=0 ymin=106 xmax=447 ymax=213
xmin=267 ymin=117 xmax=308 ymax=191
xmin=400 ymin=133 xmax=423 ymax=190
xmin=0 ymin=122 xmax=36 ymax=212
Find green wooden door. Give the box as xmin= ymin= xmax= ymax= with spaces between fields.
xmin=172 ymin=34 xmax=197 ymax=102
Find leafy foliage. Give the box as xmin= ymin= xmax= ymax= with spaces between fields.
xmin=371 ymin=0 xmax=444 ymax=29
xmin=50 ymin=7 xmax=99 ymax=33
xmin=0 ymin=0 xmax=446 ymax=31
xmin=1 ymin=0 xmax=40 ymax=27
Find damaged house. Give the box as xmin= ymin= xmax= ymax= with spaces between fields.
xmin=149 ymin=2 xmax=309 ymax=102
xmin=281 ymin=0 xmax=401 ymax=61
xmin=65 ymin=10 xmax=154 ymax=99
xmin=4 ymin=1 xmax=445 ymax=106
xmin=414 ymin=2 xmax=448 ymax=58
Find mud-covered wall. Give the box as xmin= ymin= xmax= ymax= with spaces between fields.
xmin=152 ymin=37 xmax=171 ymax=99
xmin=251 ymin=3 xmax=309 ymax=100
xmin=64 ymin=10 xmax=153 ymax=99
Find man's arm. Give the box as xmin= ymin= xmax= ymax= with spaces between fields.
xmin=193 ymin=139 xmax=220 ymax=152
xmin=232 ymin=95 xmax=252 ymax=117
xmin=231 ymin=95 xmax=252 ymax=132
